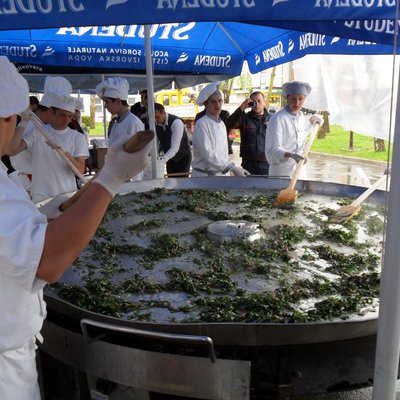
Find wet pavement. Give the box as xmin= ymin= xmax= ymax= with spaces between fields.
xmin=229 ymin=143 xmax=388 ymax=188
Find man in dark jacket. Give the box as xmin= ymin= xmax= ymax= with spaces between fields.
xmin=226 ymin=91 xmax=270 ymax=175
xmin=154 ymin=103 xmax=192 ymax=177
xmin=130 ymin=89 xmax=148 ymax=128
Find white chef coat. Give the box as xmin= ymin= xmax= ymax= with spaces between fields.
xmin=265 ymin=107 xmax=312 ymax=178
xmin=0 ymin=162 xmax=47 ymax=399
xmin=109 ymin=111 xmax=145 ymax=181
xmin=191 ymin=114 xmax=233 ymax=177
xmin=23 ymin=125 xmax=89 ymax=202
xmin=0 ymin=338 xmax=41 ymax=400
xmin=10 ymin=121 xmax=34 ymax=174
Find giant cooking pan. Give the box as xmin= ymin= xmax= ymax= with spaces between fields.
xmin=43 ymin=176 xmax=386 ymax=347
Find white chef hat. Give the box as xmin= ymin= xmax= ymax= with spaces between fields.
xmin=196 ymin=81 xmax=222 ymax=106
xmin=48 ymin=90 xmax=77 ymax=113
xmin=282 ymin=81 xmax=311 ymax=97
xmin=74 ymin=98 xmax=84 ymax=111
xmin=43 ymin=76 xmax=72 ymax=96
xmin=40 ymin=76 xmax=73 ymax=107
xmin=0 ymin=56 xmax=29 ymax=118
xmin=96 ymin=77 xmax=129 ymax=101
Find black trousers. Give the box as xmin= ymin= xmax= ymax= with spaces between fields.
xmin=166 ymin=153 xmax=192 ymax=177
xmin=241 ymin=159 xmax=269 ymax=176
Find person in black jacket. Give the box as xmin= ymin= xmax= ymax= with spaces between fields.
xmin=226 ymin=91 xmax=270 ymax=175
xmin=154 ymin=103 xmax=192 ymax=177
xmin=130 ymin=89 xmax=148 ymax=128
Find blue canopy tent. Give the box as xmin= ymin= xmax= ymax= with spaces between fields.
xmin=1 ymin=2 xmax=400 ymax=399
xmin=0 ymin=22 xmax=397 ymax=92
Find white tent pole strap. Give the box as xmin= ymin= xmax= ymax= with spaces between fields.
xmin=29 ymin=112 xmax=86 ymax=182
xmin=144 ymin=24 xmax=159 ymax=179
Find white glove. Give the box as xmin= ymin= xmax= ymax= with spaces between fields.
xmin=231 ymin=165 xmax=250 ymax=177
xmin=289 ymin=153 xmax=307 ymax=164
xmin=95 ymin=136 xmax=152 ymax=196
xmin=20 ymin=108 xmax=33 ymax=124
xmin=310 ymin=114 xmax=324 ymax=125
xmin=37 ymin=193 xmax=75 ymax=220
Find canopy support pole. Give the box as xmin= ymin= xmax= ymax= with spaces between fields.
xmin=101 ymin=74 xmax=107 ymax=140
xmin=144 ymin=25 xmax=159 ymax=179
xmin=372 ymin=68 xmax=400 ymax=398
xmin=372 ymin=1 xmax=400 ymax=394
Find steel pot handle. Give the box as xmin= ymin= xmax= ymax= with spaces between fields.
xmin=80 ymin=318 xmax=217 ymax=363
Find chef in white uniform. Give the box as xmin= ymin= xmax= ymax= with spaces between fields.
xmin=10 ymin=77 xmax=74 ymax=195
xmin=0 ymin=56 xmax=153 ymax=400
xmin=191 ymin=82 xmax=249 ymax=177
xmin=96 ymin=77 xmax=145 ymax=181
xmin=265 ymin=81 xmax=323 ymax=178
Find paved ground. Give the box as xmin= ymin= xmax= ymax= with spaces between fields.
xmin=229 ymin=143 xmax=388 ymax=187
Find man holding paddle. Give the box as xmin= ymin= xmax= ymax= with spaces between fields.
xmin=0 ymin=56 xmax=153 ymax=399
xmin=9 ymin=80 xmax=89 ymax=203
xmin=265 ymin=81 xmax=324 ymax=178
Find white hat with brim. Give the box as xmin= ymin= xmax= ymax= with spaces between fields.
xmin=40 ymin=76 xmax=72 ymax=107
xmin=44 ymin=76 xmax=72 ymax=96
xmin=47 ymin=91 xmax=76 ymax=113
xmin=0 ymin=56 xmax=29 ymax=118
xmin=196 ymin=81 xmax=221 ymax=106
xmin=96 ymin=77 xmax=129 ymax=101
xmin=282 ymin=81 xmax=311 ymax=96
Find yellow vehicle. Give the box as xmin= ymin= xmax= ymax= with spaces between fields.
xmin=155 ymin=89 xmax=199 ymax=135
xmin=155 ymin=88 xmax=197 ymax=108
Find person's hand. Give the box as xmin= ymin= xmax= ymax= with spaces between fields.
xmin=231 ymin=165 xmax=250 ymax=177
xmin=37 ymin=193 xmax=75 ymax=220
xmin=310 ymin=114 xmax=324 ymax=125
xmin=289 ymin=153 xmax=307 ymax=164
xmin=20 ymin=108 xmax=33 ymax=124
xmin=94 ymin=135 xmax=153 ymax=196
xmin=46 ymin=139 xmax=65 ymax=152
xmin=240 ymin=98 xmax=253 ymax=111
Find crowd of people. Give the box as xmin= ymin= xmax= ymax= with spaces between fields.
xmin=0 ymin=51 xmax=325 ymax=399
xmin=4 ymin=73 xmax=324 ymax=189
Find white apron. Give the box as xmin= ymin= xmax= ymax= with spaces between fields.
xmin=0 ymin=338 xmax=41 ymax=400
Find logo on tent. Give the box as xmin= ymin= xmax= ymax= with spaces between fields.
xmin=177 ymin=53 xmax=189 ymax=63
xmin=288 ymin=39 xmax=294 ymax=53
xmin=42 ymin=47 xmax=54 ymax=57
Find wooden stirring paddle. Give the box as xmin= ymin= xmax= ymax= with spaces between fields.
xmin=274 ymin=122 xmax=321 ymax=206
xmin=328 ymin=172 xmax=389 ymax=224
